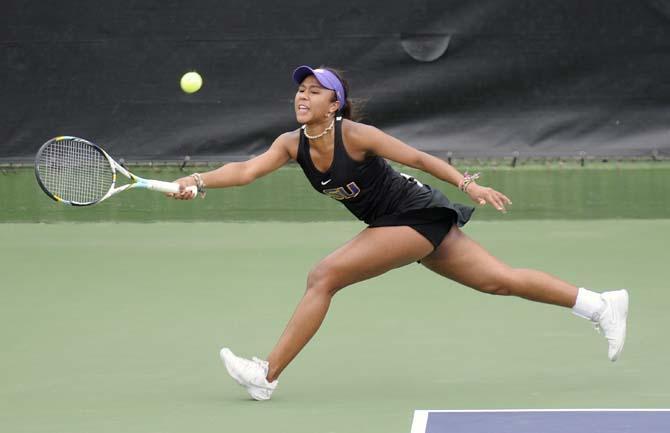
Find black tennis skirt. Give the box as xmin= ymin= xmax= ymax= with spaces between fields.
xmin=368 ymin=186 xmax=475 ymax=250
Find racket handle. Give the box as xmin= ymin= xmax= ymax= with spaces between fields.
xmin=144 ymin=180 xmax=199 ymax=196
xmin=184 ymin=185 xmax=199 ymax=196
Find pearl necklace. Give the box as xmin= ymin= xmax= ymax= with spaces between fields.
xmin=302 ymin=120 xmax=335 ymax=140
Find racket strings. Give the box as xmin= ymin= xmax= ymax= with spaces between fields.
xmin=37 ymin=138 xmax=114 ymax=204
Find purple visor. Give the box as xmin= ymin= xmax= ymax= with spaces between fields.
xmin=292 ymin=65 xmax=346 ymax=110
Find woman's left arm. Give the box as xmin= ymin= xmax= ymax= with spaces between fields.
xmin=352 ymin=123 xmax=512 ymax=212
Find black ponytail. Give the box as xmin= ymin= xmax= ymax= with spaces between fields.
xmin=322 ymin=66 xmax=363 ymax=121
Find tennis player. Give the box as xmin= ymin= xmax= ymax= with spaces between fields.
xmin=170 ymin=66 xmax=629 ymax=401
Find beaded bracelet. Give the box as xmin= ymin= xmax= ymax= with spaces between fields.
xmin=190 ymin=173 xmax=206 ymax=198
xmin=458 ymin=171 xmax=481 ymax=192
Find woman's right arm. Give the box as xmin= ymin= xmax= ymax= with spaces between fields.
xmin=170 ymin=132 xmax=293 ymax=199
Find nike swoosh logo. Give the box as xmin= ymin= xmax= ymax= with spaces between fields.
xmin=321 ymin=179 xmax=332 ymax=185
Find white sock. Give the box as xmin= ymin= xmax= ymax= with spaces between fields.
xmin=572 ymin=287 xmax=606 ymax=321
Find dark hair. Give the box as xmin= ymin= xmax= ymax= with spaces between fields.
xmin=321 ymin=66 xmax=363 ymax=121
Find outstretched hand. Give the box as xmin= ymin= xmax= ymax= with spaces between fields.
xmin=466 ymin=183 xmax=512 ymax=213
xmin=166 ymin=176 xmax=198 ymax=200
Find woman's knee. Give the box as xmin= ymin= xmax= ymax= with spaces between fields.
xmin=479 ymin=282 xmax=512 ymax=296
xmin=306 ymin=261 xmax=343 ymax=297
xmin=477 ymin=269 xmax=522 ymax=296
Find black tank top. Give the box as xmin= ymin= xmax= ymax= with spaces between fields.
xmin=295 ymin=117 xmax=470 ymax=225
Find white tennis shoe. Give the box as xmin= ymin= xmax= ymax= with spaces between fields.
xmin=594 ymin=290 xmax=629 ymax=361
xmin=219 ymin=347 xmax=277 ymax=401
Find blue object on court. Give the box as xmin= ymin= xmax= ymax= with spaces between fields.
xmin=410 ymin=410 xmax=670 ymax=433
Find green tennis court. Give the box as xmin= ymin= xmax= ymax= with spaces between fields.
xmin=1 ymin=165 xmax=669 ymax=433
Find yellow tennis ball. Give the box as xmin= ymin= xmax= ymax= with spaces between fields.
xmin=180 ymin=71 xmax=202 ymax=94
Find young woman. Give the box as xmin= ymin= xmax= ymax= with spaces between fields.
xmin=170 ymin=66 xmax=629 ymax=401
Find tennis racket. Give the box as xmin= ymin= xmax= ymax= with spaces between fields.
xmin=35 ymin=136 xmax=197 ymax=206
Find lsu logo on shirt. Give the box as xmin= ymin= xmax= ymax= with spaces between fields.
xmin=322 ymin=182 xmax=361 ymax=201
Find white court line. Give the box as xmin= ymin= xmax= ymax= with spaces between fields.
xmin=410 ymin=409 xmax=670 ymax=433
xmin=410 ymin=410 xmax=429 ymax=433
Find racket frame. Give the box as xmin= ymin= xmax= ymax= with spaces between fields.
xmin=35 ymin=136 xmax=196 ymax=206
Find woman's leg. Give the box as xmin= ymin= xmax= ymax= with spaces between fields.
xmin=420 ymin=225 xmax=578 ymax=307
xmin=419 ymin=225 xmax=628 ymax=361
xmin=265 ymin=226 xmax=434 ymax=381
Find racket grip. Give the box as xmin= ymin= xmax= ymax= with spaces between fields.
xmin=184 ymin=185 xmax=199 ymax=196
xmin=144 ymin=180 xmax=199 ymax=197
